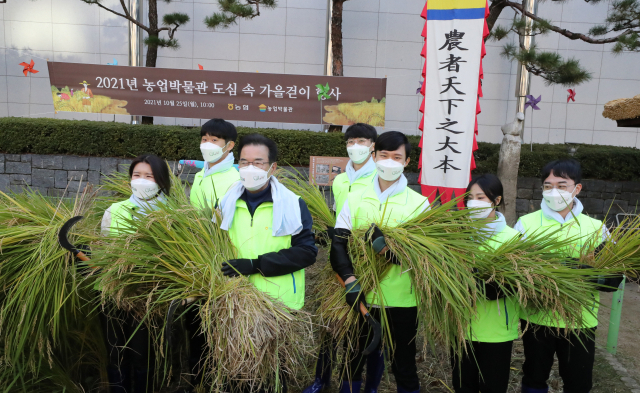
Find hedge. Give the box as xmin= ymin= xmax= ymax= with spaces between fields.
xmin=1 ymin=117 xmax=639 ymax=181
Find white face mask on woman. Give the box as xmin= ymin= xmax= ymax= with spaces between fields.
xmin=466 ymin=199 xmax=494 ymax=219
xmin=542 ymin=188 xmax=576 ymax=212
xmin=200 ymin=142 xmax=228 ymax=163
xmin=375 ymin=159 xmax=404 ymax=181
xmin=239 ymin=164 xmax=274 ymax=191
xmin=347 ymin=143 xmax=372 ymax=164
xmin=131 ymin=178 xmax=160 ymax=200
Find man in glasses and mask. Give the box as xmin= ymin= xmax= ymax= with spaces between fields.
xmin=514 ymin=158 xmax=623 ymax=393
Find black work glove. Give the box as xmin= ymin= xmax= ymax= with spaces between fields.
xmin=593 ymin=274 xmax=625 ymax=293
xmin=315 ymin=226 xmax=336 ymax=246
xmin=365 ymin=224 xmax=387 ymax=254
xmin=345 ymin=280 xmax=366 ymax=311
xmin=482 ymin=280 xmax=506 ymax=300
xmin=221 ymin=258 xmax=260 ymax=277
xmin=567 ymin=261 xmax=625 ymax=292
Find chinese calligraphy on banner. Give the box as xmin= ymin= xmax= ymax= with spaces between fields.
xmin=47 ymin=62 xmax=387 ymax=126
xmin=418 ymin=0 xmax=489 ymax=204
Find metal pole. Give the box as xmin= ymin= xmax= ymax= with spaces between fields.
xmin=129 ymin=0 xmax=143 ymax=124
xmin=514 ymin=0 xmax=537 ymax=141
xmin=606 ymin=277 xmax=625 ymax=355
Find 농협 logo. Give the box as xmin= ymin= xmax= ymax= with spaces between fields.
xmin=228 ymin=104 xmax=234 ymax=110
xmin=259 ymin=104 xmax=267 ymax=112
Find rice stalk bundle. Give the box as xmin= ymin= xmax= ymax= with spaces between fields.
xmin=277 ymin=168 xmax=335 ymax=233
xmin=586 ymin=214 xmax=640 ymax=277
xmin=92 ymin=172 xmax=313 ymax=392
xmin=317 ymin=198 xmax=615 ymax=354
xmin=0 ymin=187 xmax=107 ymax=391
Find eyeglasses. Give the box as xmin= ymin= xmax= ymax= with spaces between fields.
xmin=238 ymin=159 xmax=270 ymax=169
xmin=346 ymin=138 xmax=371 ymax=147
xmin=542 ymin=183 xmax=575 ymax=192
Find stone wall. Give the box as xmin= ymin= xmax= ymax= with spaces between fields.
xmin=515 ymin=177 xmax=640 ymax=222
xmin=1 ymin=153 xmax=639 ymax=224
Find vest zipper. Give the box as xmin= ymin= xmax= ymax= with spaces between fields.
xmin=291 ymin=273 xmax=296 ymax=293
xmin=504 ymin=298 xmax=509 ymax=327
xmin=349 ymin=184 xmax=352 ymax=192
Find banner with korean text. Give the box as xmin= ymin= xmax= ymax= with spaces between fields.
xmin=47 ymin=62 xmax=387 ymax=126
xmin=418 ymin=0 xmax=489 ymax=204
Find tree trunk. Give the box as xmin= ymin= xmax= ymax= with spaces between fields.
xmin=142 ymin=0 xmax=159 ymax=124
xmin=497 ymin=112 xmax=525 ymax=226
xmin=327 ymin=0 xmax=345 ymax=133
xmin=331 ymin=0 xmax=344 ymax=77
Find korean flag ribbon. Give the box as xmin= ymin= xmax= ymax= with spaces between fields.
xmin=420 ymin=0 xmax=488 ymax=203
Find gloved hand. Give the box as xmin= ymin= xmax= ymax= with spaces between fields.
xmin=221 ymin=258 xmax=259 ymax=277
xmin=315 ymin=226 xmax=336 ymax=246
xmin=482 ymin=280 xmax=507 ymax=300
xmin=567 ymin=261 xmax=625 ymax=292
xmin=73 ymin=244 xmax=92 ymax=263
xmin=593 ymin=274 xmax=625 ymax=293
xmin=345 ymin=280 xmax=366 ymax=311
xmin=365 ymin=224 xmax=387 ymax=254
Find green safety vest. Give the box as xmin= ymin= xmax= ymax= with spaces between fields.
xmin=467 ymin=224 xmax=521 ymax=343
xmin=190 ymin=167 xmax=240 ymax=211
xmin=348 ymin=182 xmax=429 ymax=308
xmin=108 ymin=199 xmax=138 ymax=236
xmin=332 ymin=170 xmax=376 ymax=217
xmin=517 ymin=209 xmax=603 ymax=328
xmin=226 ymin=198 xmax=305 ymax=310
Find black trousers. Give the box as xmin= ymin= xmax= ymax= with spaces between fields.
xmin=343 ymin=307 xmax=419 ymax=392
xmin=100 ymin=306 xmax=154 ymax=393
xmin=186 ymin=305 xmax=207 ymax=386
xmin=450 ymin=340 xmax=513 ymax=393
xmin=521 ymin=320 xmax=596 ymax=393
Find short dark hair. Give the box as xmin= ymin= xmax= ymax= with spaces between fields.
xmin=344 ymin=123 xmax=378 ymax=142
xmin=238 ymin=134 xmax=278 ymax=163
xmin=374 ymin=131 xmax=412 ymax=158
xmin=466 ymin=174 xmax=504 ymax=206
xmin=200 ymin=118 xmax=238 ymax=142
xmin=129 ymin=154 xmax=171 ymax=196
xmin=541 ymin=158 xmax=582 ymax=184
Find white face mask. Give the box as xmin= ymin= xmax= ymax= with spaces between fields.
xmin=239 ymin=164 xmax=273 ymax=191
xmin=347 ymin=143 xmax=372 ymax=164
xmin=200 ymin=141 xmax=228 ymax=163
xmin=131 ymin=178 xmax=160 ymax=200
xmin=543 ymin=188 xmax=576 ymax=212
xmin=375 ymin=158 xmax=404 ymax=182
xmin=466 ymin=199 xmax=494 ymax=219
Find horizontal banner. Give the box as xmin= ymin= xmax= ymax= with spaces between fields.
xmin=47 ymin=62 xmax=387 ymax=125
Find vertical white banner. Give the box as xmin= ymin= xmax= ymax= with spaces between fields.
xmin=421 ymin=10 xmax=484 ymax=189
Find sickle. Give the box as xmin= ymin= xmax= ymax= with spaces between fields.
xmin=58 ymin=216 xmax=90 ymax=262
xmin=335 ymin=274 xmax=382 ymax=356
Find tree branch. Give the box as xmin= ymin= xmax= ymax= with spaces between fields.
xmin=119 ymin=0 xmax=130 ymax=18
xmin=85 ymin=0 xmax=150 ymax=32
xmin=487 ymin=0 xmax=509 ymax=33
xmin=506 ymin=0 xmax=633 ymax=44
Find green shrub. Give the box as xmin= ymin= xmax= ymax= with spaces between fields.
xmin=1 ymin=117 xmax=639 ymax=180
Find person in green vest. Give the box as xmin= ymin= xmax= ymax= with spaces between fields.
xmin=100 ymin=154 xmax=172 ymax=393
xmin=333 ymin=122 xmax=378 ymax=216
xmin=451 ymin=174 xmax=521 ymax=393
xmin=331 ymin=131 xmax=430 ymax=393
xmin=303 ymin=123 xmax=379 ymax=393
xmin=215 ymin=133 xmax=317 ymax=391
xmin=190 ymin=118 xmax=241 ymax=211
xmin=185 ymin=118 xmax=240 ymax=388
xmin=514 ymin=159 xmax=623 ymax=393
